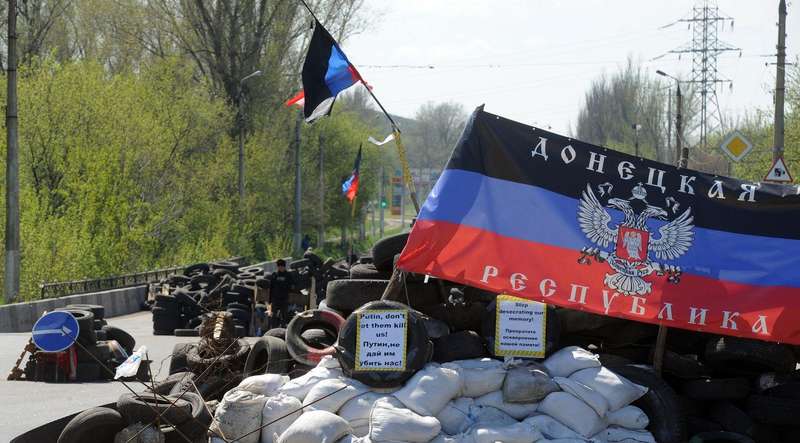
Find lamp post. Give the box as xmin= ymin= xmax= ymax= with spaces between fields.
xmin=237 ymin=70 xmax=263 ymax=201
xmin=656 ymin=70 xmax=685 ymax=168
xmin=632 ymin=123 xmax=641 ymax=157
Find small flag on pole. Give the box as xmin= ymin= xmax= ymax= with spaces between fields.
xmin=342 ymin=145 xmax=362 ymax=203
xmin=290 ymin=20 xmax=362 ymax=122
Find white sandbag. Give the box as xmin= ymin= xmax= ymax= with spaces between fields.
xmin=261 ymin=393 xmax=303 ymax=443
xmin=607 ymin=405 xmax=649 ymax=430
xmin=213 ymin=388 xmax=268 ymax=443
xmin=240 ymin=374 xmax=290 ymax=396
xmin=430 ymin=435 xmax=462 ymax=443
xmin=604 ymin=427 xmax=655 ymax=443
xmin=277 ymin=410 xmax=352 ymax=443
xmin=468 ymin=404 xmax=518 ymax=428
xmin=503 ymin=365 xmax=560 ymax=403
xmin=538 ymin=392 xmax=606 ymax=437
xmin=115 ymin=423 xmax=165 ymax=443
xmin=554 ymin=376 xmax=609 ymax=417
xmin=442 ymin=359 xmax=506 ymax=398
xmin=279 ymin=365 xmax=343 ymax=401
xmin=474 ymin=390 xmax=538 ymax=420
xmin=543 ymin=346 xmax=602 ymax=378
xmin=569 ymin=367 xmax=648 ymax=412
xmin=467 ymin=423 xmax=542 ymax=443
xmin=523 ymin=414 xmax=583 ymax=440
xmin=336 ymin=436 xmax=371 ymax=443
xmin=369 ymin=398 xmax=442 ymax=442
xmin=392 ymin=364 xmax=462 ymax=416
xmin=339 ymin=393 xmax=401 ymax=437
xmin=435 ymin=397 xmax=474 ymax=435
xmin=302 ymin=378 xmax=368 ymax=413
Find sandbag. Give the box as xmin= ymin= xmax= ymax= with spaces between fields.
xmin=392 ymin=364 xmax=462 ymax=416
xmin=442 ymin=358 xmax=506 ymax=398
xmin=554 ymin=376 xmax=609 ymax=417
xmin=302 ymin=378 xmax=369 ymax=413
xmin=503 ymin=364 xmax=560 ymax=403
xmin=569 ymin=367 xmax=648 ymax=412
xmin=474 ymin=390 xmax=538 ymax=420
xmin=523 ymin=414 xmax=583 ymax=440
xmin=467 ymin=404 xmax=518 ymax=428
xmin=543 ymin=346 xmax=602 ymax=378
xmin=604 ymin=427 xmax=656 ymax=443
xmin=538 ymin=392 xmax=607 ymax=437
xmin=114 ymin=423 xmax=165 ymax=443
xmin=213 ymin=388 xmax=267 ymax=443
xmin=368 ymin=399 xmax=442 ymax=443
xmin=466 ymin=423 xmax=542 ymax=443
xmin=278 ymin=410 xmax=352 ymax=443
xmin=279 ymin=363 xmax=343 ymax=401
xmin=435 ymin=397 xmax=475 ymax=435
xmin=261 ymin=394 xmax=303 ymax=443
xmin=336 ymin=436 xmax=371 ymax=443
xmin=339 ymin=394 xmax=401 ymax=437
xmin=239 ymin=374 xmax=290 ymax=397
xmin=606 ymin=405 xmax=649 ymax=430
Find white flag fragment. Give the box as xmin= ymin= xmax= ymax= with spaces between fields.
xmin=368 ymin=133 xmax=395 ymax=146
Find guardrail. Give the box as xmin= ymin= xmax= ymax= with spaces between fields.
xmin=38 ymin=257 xmax=245 ymax=299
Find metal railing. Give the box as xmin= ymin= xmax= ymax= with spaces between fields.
xmin=38 ymin=257 xmax=245 ymax=299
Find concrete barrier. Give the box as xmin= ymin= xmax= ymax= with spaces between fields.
xmin=0 ymin=285 xmax=147 ymax=333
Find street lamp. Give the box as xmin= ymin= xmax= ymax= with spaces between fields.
xmin=238 ymin=70 xmax=263 ymax=201
xmin=656 ymin=70 xmax=685 ymax=168
xmin=632 ymin=123 xmax=641 ymax=157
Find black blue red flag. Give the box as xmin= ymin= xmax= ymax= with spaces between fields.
xmin=397 ymin=107 xmax=800 ymax=345
xmin=295 ymin=20 xmax=362 ymax=122
xmin=342 ymin=145 xmax=362 ymax=203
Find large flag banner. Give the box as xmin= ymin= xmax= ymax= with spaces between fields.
xmin=397 ymin=107 xmax=800 ymax=345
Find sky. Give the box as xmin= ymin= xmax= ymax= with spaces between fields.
xmin=344 ymin=0 xmax=798 ymax=135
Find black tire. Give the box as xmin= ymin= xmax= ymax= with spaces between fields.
xmin=325 ymin=279 xmax=389 ymax=312
xmin=432 ymin=330 xmax=486 ymax=363
xmin=227 ymin=302 xmax=251 ymax=312
xmin=746 ymin=394 xmax=800 ymax=426
xmin=689 ymin=432 xmax=755 ymax=443
xmin=66 ymin=304 xmax=105 ymax=320
xmin=211 ymin=261 xmax=240 ymax=273
xmin=76 ymin=341 xmax=112 ymax=363
xmin=101 ymin=325 xmax=135 ymax=355
xmin=171 ymin=391 xmax=212 ymax=439
xmin=190 ymin=274 xmax=219 ymax=291
xmin=234 ymin=324 xmax=246 ymax=337
xmin=151 ymin=371 xmax=195 ymax=395
xmin=55 ymin=308 xmax=96 ymax=345
xmin=301 ymin=328 xmax=337 ymax=348
xmin=609 ymin=364 xmax=686 ymax=443
xmin=116 ymin=393 xmax=191 ymax=426
xmin=681 ymin=378 xmax=750 ymax=401
xmin=169 ymin=344 xmax=194 ymax=375
xmin=709 ymin=402 xmax=756 ymax=437
xmin=481 ymin=302 xmax=560 ymax=357
xmin=350 ymin=263 xmax=391 ymax=280
xmin=186 ymin=339 xmax=250 ymax=370
xmin=57 ymin=407 xmax=125 ymax=443
xmin=336 ymin=300 xmax=432 ymax=388
xmin=304 ymin=251 xmax=323 ymax=268
xmin=95 ymin=330 xmax=107 ymax=341
xmin=289 ymin=258 xmax=311 ymax=270
xmin=92 ymin=319 xmax=107 ymax=330
xmin=227 ymin=307 xmax=250 ymax=323
xmin=184 ymin=263 xmax=210 ymax=276
xmin=687 ymin=417 xmax=724 ymax=435
xmin=417 ymin=302 xmax=485 ymax=333
xmin=187 ymin=316 xmax=203 ymax=329
xmin=372 ymin=233 xmax=409 ymax=272
xmin=705 ymin=336 xmax=796 ymax=376
xmin=264 ymin=328 xmax=287 ymax=340
xmin=75 ymin=362 xmax=102 ymax=382
xmin=656 ymin=350 xmax=710 ymax=379
xmin=174 ymin=328 xmax=200 ymax=337
xmin=243 ymin=336 xmax=292 ymax=376
xmin=286 ymin=310 xmax=345 ymax=366
xmin=230 ymin=284 xmax=255 ymax=299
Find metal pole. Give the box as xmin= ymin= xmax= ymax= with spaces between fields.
xmin=318 ymin=136 xmax=325 ymax=249
xmin=634 ymin=125 xmax=640 ymax=157
xmin=774 ymin=0 xmax=787 ymax=161
xmin=379 ymin=166 xmax=385 ymax=238
xmin=666 ymin=87 xmax=672 ymax=164
xmin=5 ymin=0 xmax=20 ymax=303
xmin=677 ymin=85 xmax=687 ymax=168
xmin=371 ymin=205 xmax=376 ymax=238
xmin=293 ymin=112 xmax=302 ymax=254
xmin=238 ymin=105 xmax=245 ymax=201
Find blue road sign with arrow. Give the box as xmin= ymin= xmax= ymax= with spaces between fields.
xmin=32 ymin=311 xmax=80 ymax=352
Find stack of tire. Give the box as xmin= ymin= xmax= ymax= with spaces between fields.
xmin=25 ymin=304 xmax=136 ymax=382
xmin=557 ymin=309 xmax=800 ymax=443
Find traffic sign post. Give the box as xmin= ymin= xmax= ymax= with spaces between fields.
xmin=764 ymin=156 xmax=793 ymax=184
xmin=720 ymin=131 xmax=754 ymax=162
xmin=31 ymin=311 xmax=79 ymax=352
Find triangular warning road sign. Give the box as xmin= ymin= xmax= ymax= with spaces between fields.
xmin=764 ymin=156 xmax=793 ymax=183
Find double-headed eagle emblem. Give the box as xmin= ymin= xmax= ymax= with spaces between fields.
xmin=577 ymin=183 xmax=694 ymax=296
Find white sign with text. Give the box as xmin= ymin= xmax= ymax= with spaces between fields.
xmin=355 ymin=309 xmax=408 ymax=371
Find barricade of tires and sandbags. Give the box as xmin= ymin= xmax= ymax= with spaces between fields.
xmin=22 ymin=303 xmax=138 ymax=382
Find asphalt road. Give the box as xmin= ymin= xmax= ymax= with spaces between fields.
xmin=0 ymin=311 xmax=192 ymax=441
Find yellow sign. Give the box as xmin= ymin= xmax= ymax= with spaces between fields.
xmin=494 ymin=294 xmax=547 ymax=358
xmin=720 ymin=131 xmax=754 ymax=162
